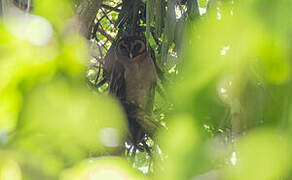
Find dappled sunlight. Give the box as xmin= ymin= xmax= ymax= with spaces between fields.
xmin=60 ymin=157 xmax=147 ymax=180
xmin=157 ymin=114 xmax=200 ymax=180
xmin=229 ymin=151 xmax=237 ymax=166
xmin=217 ymin=75 xmax=234 ymax=105
xmin=220 ymin=46 xmax=230 ymax=56
xmin=0 ymin=157 xmax=22 ymax=180
xmin=4 ymin=7 xmax=53 ymax=46
xmin=99 ymin=128 xmax=122 ymax=147
xmin=225 ymin=129 xmax=290 ymax=180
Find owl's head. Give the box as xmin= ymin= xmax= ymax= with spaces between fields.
xmin=116 ymin=36 xmax=146 ymax=60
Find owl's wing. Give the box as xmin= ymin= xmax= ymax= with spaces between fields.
xmin=103 ymin=46 xmax=115 ymax=82
xmin=108 ymin=61 xmax=126 ymax=102
xmin=102 ymin=45 xmax=126 ymax=101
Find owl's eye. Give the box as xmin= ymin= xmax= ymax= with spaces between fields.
xmin=133 ymin=43 xmax=142 ymax=53
xmin=119 ymin=44 xmax=129 ymax=56
xmin=132 ymin=40 xmax=146 ymax=58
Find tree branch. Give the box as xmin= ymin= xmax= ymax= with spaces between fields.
xmin=101 ymin=4 xmax=121 ymax=12
xmin=97 ymin=25 xmax=114 ymax=42
xmin=76 ymin=0 xmax=103 ymax=39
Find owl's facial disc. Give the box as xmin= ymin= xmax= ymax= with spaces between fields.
xmin=132 ymin=43 xmax=142 ymax=57
xmin=119 ymin=43 xmax=130 ymax=57
xmin=117 ymin=37 xmax=146 ymax=61
xmin=130 ymin=40 xmax=144 ymax=59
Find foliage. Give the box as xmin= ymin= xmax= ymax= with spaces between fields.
xmin=0 ymin=0 xmax=292 ymax=179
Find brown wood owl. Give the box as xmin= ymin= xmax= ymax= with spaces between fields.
xmin=106 ymin=36 xmax=162 ymax=151
xmin=115 ymin=36 xmax=157 ymax=111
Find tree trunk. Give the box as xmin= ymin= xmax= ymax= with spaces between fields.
xmin=1 ymin=0 xmax=13 ymax=16
xmin=76 ymin=0 xmax=103 ymax=39
xmin=0 ymin=0 xmax=2 ymax=16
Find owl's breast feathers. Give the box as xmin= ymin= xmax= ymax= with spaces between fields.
xmin=123 ymin=52 xmax=157 ymax=110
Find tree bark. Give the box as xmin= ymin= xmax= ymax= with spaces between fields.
xmin=0 ymin=0 xmax=2 ymax=16
xmin=1 ymin=0 xmax=13 ymax=16
xmin=76 ymin=0 xmax=103 ymax=39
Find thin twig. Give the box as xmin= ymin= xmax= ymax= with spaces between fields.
xmin=90 ymin=64 xmax=100 ymax=69
xmin=151 ymin=28 xmax=161 ymax=46
xmin=97 ymin=25 xmax=114 ymax=42
xmin=101 ymin=8 xmax=115 ymax=25
xmin=92 ymin=14 xmax=106 ymax=40
xmin=92 ymin=56 xmax=104 ymax=65
xmin=97 ymin=43 xmax=104 ymax=58
xmin=96 ymin=78 xmax=107 ymax=88
xmin=95 ymin=63 xmax=102 ymax=84
xmin=102 ymin=39 xmax=110 ymax=48
xmin=101 ymin=4 xmax=122 ymax=12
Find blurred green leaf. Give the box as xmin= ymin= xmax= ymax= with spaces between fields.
xmin=60 ymin=157 xmax=147 ymax=180
xmin=225 ymin=129 xmax=290 ymax=180
xmin=0 ymin=153 xmax=22 ymax=180
xmin=33 ymin=0 xmax=74 ymax=29
xmin=10 ymin=78 xmax=127 ymax=177
xmin=157 ymin=114 xmax=210 ymax=180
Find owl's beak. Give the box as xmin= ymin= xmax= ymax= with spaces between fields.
xmin=129 ymin=52 xmax=133 ymax=59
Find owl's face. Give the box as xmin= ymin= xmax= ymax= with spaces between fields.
xmin=117 ymin=36 xmax=146 ymax=60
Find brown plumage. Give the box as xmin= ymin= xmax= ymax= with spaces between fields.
xmin=104 ymin=36 xmax=162 ymax=151
xmin=115 ymin=36 xmax=157 ymax=111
